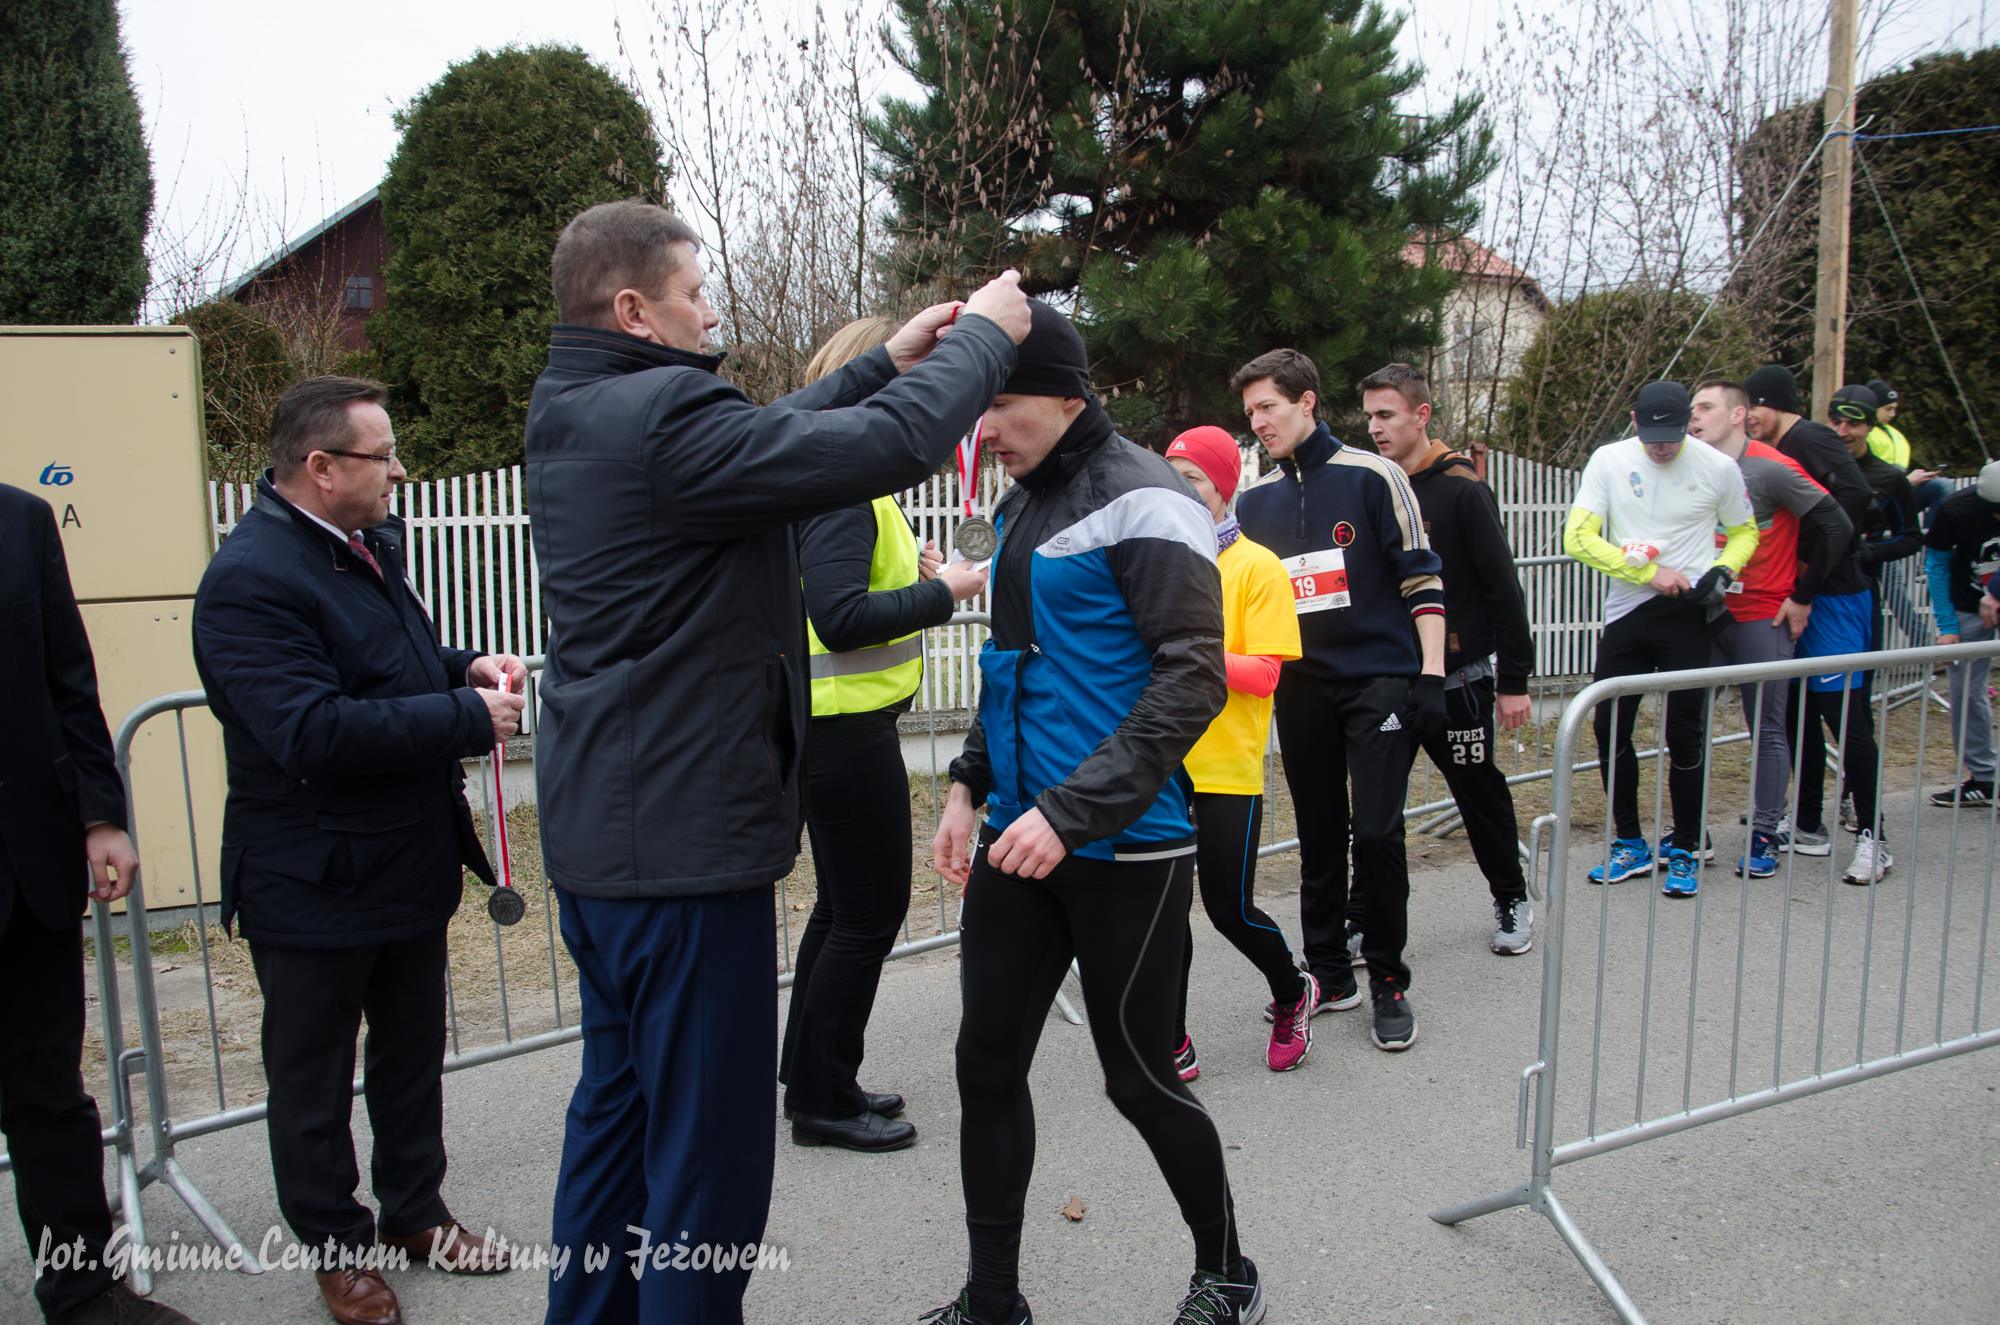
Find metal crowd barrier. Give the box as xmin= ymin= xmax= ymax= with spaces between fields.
xmin=1430 ymin=639 xmax=2000 ymax=1324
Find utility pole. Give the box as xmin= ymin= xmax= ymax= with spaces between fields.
xmin=1810 ymin=0 xmax=1860 ymax=421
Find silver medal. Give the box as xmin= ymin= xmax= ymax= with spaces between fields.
xmin=953 ymin=516 xmax=999 ymax=561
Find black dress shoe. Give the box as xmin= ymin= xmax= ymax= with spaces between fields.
xmin=791 ymin=1109 xmax=917 ymax=1152
xmin=784 ymin=1089 xmax=905 ymax=1121
xmin=56 ymin=1283 xmax=201 ymax=1324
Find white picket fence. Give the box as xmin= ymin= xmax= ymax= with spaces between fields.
xmin=209 ymin=445 xmax=1604 ymax=713
xmin=1487 ymin=448 xmax=1604 ymax=679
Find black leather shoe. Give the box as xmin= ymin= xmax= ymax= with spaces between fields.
xmin=784 ymin=1089 xmax=905 ymax=1121
xmin=55 ymin=1283 xmax=201 ymax=1324
xmin=791 ymin=1110 xmax=917 ymax=1152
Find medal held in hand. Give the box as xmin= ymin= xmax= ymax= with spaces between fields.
xmin=952 ymin=416 xmax=998 ymax=561
xmin=953 ymin=515 xmax=998 ymax=560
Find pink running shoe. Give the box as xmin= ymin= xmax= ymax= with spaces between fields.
xmin=1173 ymin=1035 xmax=1200 ymax=1082
xmin=1266 ymin=971 xmax=1321 ymax=1072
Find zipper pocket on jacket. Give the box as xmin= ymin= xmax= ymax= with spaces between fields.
xmin=1012 ymin=643 xmax=1040 ymax=807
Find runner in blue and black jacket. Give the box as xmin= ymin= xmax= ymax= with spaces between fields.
xmin=929 ymin=301 xmax=1267 ymax=1325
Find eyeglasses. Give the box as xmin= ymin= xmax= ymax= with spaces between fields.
xmin=320 ymin=448 xmax=399 ymax=467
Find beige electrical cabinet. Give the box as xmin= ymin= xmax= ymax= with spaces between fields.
xmin=1 ymin=327 xmax=223 ymax=910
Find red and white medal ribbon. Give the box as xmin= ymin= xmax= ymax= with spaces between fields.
xmin=956 ymin=417 xmax=983 ymax=518
xmin=491 ymin=673 xmax=513 ymax=892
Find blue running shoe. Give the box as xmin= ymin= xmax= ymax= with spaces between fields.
xmin=1661 ymin=847 xmax=1699 ymax=897
xmin=1588 ymin=837 xmax=1653 ymax=885
xmin=1658 ymin=829 xmax=1715 ymax=862
xmin=1735 ymin=831 xmax=1778 ymax=879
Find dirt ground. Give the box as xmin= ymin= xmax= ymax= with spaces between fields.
xmin=77 ymin=674 xmax=1977 ymax=1135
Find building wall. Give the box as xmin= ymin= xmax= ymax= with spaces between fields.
xmin=236 ymin=202 xmax=387 ymax=352
xmin=1426 ymin=276 xmax=1546 ymax=447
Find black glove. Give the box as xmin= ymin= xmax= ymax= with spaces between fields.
xmin=1690 ymin=565 xmax=1734 ymax=607
xmin=1404 ymin=674 xmax=1446 ymax=745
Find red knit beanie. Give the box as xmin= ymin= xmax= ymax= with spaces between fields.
xmin=1165 ymin=426 xmax=1243 ymax=504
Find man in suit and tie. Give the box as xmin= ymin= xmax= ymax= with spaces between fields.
xmin=0 ymin=482 xmax=200 ymax=1323
xmin=192 ymin=377 xmax=527 ymax=1325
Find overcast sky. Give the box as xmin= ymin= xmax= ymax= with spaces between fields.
xmin=121 ymin=0 xmax=1995 ymax=301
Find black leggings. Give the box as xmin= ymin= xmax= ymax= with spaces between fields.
xmin=1177 ymin=792 xmax=1304 ymax=1041
xmin=1593 ymin=597 xmax=1714 ymax=841
xmin=1792 ymin=682 xmax=1883 ymax=838
xmin=957 ymin=836 xmax=1240 ymax=1308
xmin=778 ymin=708 xmax=912 ymax=1118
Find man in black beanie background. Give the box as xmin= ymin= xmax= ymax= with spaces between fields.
xmin=929 ymin=301 xmax=1267 ymax=1325
xmin=1744 ymin=364 xmax=1874 ymax=541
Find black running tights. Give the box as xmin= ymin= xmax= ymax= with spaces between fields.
xmin=957 ymin=837 xmax=1240 ymax=1312
xmin=1793 ymin=683 xmax=1883 ymax=837
xmin=1178 ymin=792 xmax=1305 ymax=1041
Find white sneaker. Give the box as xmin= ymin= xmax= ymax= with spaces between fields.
xmin=1841 ymin=831 xmax=1893 ymax=885
xmin=1491 ymin=898 xmax=1533 ymax=955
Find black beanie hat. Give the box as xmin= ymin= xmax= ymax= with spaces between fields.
xmin=1744 ymin=364 xmax=1801 ymax=414
xmin=999 ymin=299 xmax=1093 ymax=399
xmin=1866 ymin=377 xmax=1898 ymax=404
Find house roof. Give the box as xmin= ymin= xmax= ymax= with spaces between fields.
xmin=1403 ymin=236 xmax=1549 ymax=308
xmin=220 ymin=186 xmax=381 ymax=300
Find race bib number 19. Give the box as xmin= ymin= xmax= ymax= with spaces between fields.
xmin=1284 ymin=549 xmax=1350 ymax=614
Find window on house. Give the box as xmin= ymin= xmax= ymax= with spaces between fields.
xmin=343 ymin=275 xmax=375 ymax=311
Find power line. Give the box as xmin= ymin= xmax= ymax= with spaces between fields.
xmin=1658 ymin=125 xmax=1834 ymax=383
xmin=1851 ymin=122 xmax=2000 ymax=143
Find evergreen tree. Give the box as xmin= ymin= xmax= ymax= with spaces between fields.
xmin=1741 ymin=49 xmax=2000 ymax=466
xmin=873 ymin=0 xmax=1492 ymax=442
xmin=0 ymin=0 xmax=154 ymax=324
xmin=372 ymin=47 xmax=667 ymax=475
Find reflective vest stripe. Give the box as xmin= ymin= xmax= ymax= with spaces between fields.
xmin=806 ymin=495 xmax=926 ymax=715
xmin=809 ymin=634 xmax=924 ymax=679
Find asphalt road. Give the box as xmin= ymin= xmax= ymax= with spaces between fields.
xmin=4 ymin=784 xmax=1997 ymax=1325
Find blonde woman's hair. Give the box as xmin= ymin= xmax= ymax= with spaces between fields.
xmin=805 ymin=316 xmax=900 ymax=384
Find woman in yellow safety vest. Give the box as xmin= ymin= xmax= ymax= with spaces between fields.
xmin=778 ymin=316 xmax=989 ymax=1152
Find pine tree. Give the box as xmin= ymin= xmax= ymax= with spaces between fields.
xmin=0 ymin=0 xmax=154 ymax=324
xmin=873 ymin=0 xmax=1492 ymax=442
xmin=371 ymin=47 xmax=668 ymax=475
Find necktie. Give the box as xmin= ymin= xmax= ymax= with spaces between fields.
xmin=347 ymin=533 xmax=385 ymax=582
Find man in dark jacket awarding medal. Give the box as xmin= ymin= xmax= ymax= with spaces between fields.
xmin=523 ymin=200 xmax=1029 ymax=1325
